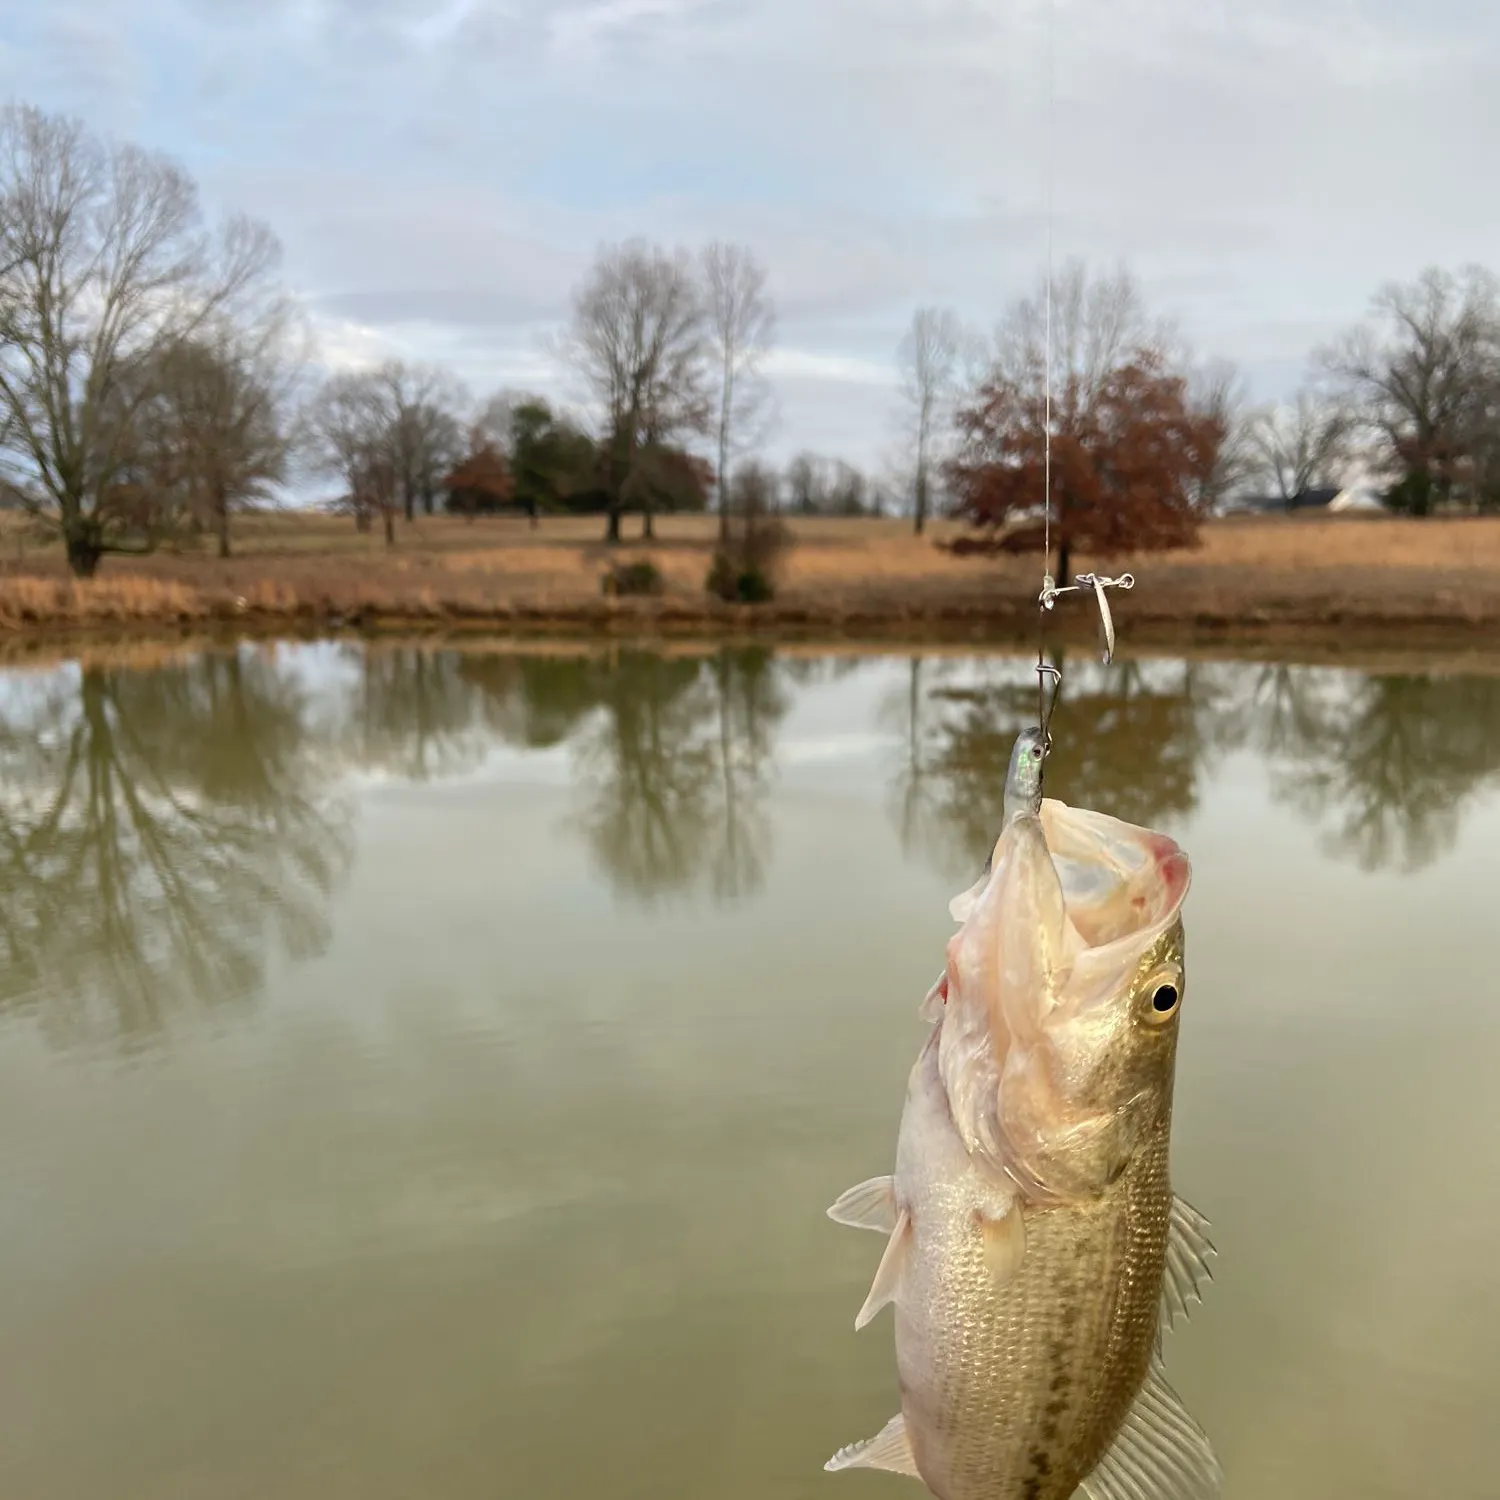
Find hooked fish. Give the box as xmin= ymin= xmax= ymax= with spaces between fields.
xmin=825 ymin=728 xmax=1219 ymax=1500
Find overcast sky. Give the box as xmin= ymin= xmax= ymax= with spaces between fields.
xmin=1 ymin=0 xmax=1496 ymax=474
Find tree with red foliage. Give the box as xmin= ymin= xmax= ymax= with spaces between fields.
xmin=946 ymin=263 xmax=1224 ymax=585
xmin=443 ymin=443 xmax=520 ymax=521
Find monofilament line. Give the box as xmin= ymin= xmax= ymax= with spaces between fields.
xmin=1037 ymin=0 xmax=1058 ymax=742
xmin=1043 ymin=0 xmax=1055 ymax=585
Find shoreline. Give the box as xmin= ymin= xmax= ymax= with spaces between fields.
xmin=5 ymin=599 xmax=1500 ymax=676
xmin=3 ymin=511 xmax=1499 ymax=664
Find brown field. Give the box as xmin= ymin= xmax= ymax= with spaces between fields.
xmin=1 ymin=509 xmax=1499 ymax=649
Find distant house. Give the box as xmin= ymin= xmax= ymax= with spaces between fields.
xmin=1217 ymin=484 xmax=1388 ymax=517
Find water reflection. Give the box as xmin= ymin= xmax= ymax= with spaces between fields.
xmin=0 ymin=651 xmax=353 ymax=1047
xmin=569 ymin=648 xmax=788 ymax=905
xmin=1206 ymin=664 xmax=1500 ymax=873
xmin=2 ymin=643 xmax=1499 ymax=1051
xmin=334 ymin=647 xmax=788 ymax=903
xmin=885 ymin=652 xmax=1212 ymax=879
xmin=887 ymin=653 xmax=1500 ymax=880
xmin=342 ymin=646 xmax=504 ymax=780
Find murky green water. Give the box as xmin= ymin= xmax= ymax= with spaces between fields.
xmin=0 ymin=641 xmax=1497 ymax=1499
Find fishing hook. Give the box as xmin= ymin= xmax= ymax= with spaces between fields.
xmin=1038 ymin=573 xmax=1135 ymax=665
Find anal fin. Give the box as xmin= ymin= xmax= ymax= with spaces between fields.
xmin=825 ymin=1412 xmax=920 ymax=1478
xmin=1158 ymin=1194 xmax=1216 ymax=1344
xmin=854 ymin=1209 xmax=911 ymax=1331
xmin=1077 ymin=1358 xmax=1222 ymax=1500
xmin=827 ymin=1177 xmax=896 ymax=1235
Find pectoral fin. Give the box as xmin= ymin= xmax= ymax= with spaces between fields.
xmin=854 ymin=1210 xmax=911 ymax=1331
xmin=825 ymin=1412 xmax=920 ymax=1478
xmin=918 ymin=971 xmax=947 ymax=1023
xmin=1157 ymin=1195 xmax=1216 ymax=1344
xmin=979 ymin=1205 xmax=1027 ymax=1284
xmin=1077 ymin=1357 xmax=1222 ymax=1500
xmin=826 ymin=1177 xmax=896 ymax=1235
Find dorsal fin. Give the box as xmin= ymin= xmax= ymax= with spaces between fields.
xmin=1158 ymin=1194 xmax=1216 ymax=1345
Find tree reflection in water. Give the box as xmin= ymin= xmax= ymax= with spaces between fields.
xmin=341 ymin=645 xmax=504 ymax=781
xmin=0 ymin=648 xmax=353 ymax=1048
xmin=886 ymin=651 xmax=1211 ymax=881
xmin=1210 ymin=664 xmax=1500 ymax=874
xmin=564 ymin=648 xmax=789 ymax=905
xmin=3 ymin=640 xmax=1498 ymax=1051
xmin=889 ymin=651 xmax=1500 ymax=880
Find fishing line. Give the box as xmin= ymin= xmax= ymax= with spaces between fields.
xmin=1031 ymin=0 xmax=1132 ymax=758
xmin=1036 ymin=0 xmax=1058 ymax=750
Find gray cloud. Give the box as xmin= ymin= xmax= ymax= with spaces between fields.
xmin=1 ymin=0 xmax=1496 ymax=468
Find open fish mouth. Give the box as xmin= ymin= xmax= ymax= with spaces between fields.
xmin=936 ymin=798 xmax=1191 ymax=1182
xmin=1035 ymin=798 xmax=1190 ymax=1011
xmin=946 ymin=799 xmax=1190 ymax=1033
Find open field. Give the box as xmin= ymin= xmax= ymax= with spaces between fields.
xmin=1 ymin=510 xmax=1499 ymax=648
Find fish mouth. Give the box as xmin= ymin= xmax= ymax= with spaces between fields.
xmin=1034 ymin=798 xmax=1190 ymax=1013
xmin=937 ymin=798 xmax=1191 ymax=1172
xmin=948 ymin=799 xmax=1190 ymax=1033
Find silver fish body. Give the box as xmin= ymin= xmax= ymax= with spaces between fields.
xmin=826 ymin=797 xmax=1219 ymax=1500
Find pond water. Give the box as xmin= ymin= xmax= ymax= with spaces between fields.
xmin=0 ymin=640 xmax=1497 ymax=1500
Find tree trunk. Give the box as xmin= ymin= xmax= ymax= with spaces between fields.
xmin=642 ymin=502 xmax=655 ymax=541
xmin=914 ymin=420 xmax=929 ymax=535
xmin=422 ymin=487 xmax=435 ymax=517
xmin=383 ymin=509 xmax=396 ymax=547
xmin=216 ymin=491 xmax=232 ymax=559
xmin=1055 ymin=537 xmax=1071 ymax=591
xmin=718 ymin=420 xmax=731 ymax=543
xmin=605 ymin=503 xmax=622 ymax=544
xmin=65 ymin=524 xmax=104 ymax=579
xmin=403 ymin=482 xmax=415 ymax=523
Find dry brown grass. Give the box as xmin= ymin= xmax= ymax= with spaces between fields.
xmin=1 ymin=509 xmax=1499 ymax=642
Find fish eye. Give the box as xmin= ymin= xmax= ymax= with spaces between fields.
xmin=1141 ymin=969 xmax=1182 ymax=1025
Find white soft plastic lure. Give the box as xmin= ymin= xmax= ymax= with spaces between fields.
xmin=825 ymin=738 xmax=1219 ymax=1500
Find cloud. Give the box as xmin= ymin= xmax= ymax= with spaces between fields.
xmin=0 ymin=0 xmax=1496 ymax=467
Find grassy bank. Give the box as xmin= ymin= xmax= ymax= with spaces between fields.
xmin=1 ymin=511 xmax=1499 ymax=648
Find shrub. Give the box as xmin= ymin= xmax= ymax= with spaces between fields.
xmin=707 ymin=463 xmax=794 ymax=604
xmin=705 ymin=552 xmax=776 ymax=604
xmin=705 ymin=550 xmax=738 ymax=601
xmin=601 ymin=559 xmax=664 ymax=597
xmin=735 ymin=565 xmax=774 ymax=604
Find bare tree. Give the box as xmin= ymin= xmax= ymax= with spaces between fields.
xmin=1320 ymin=265 xmax=1500 ymax=514
xmin=1247 ymin=389 xmax=1353 ymax=507
xmin=701 ymin=241 xmax=776 ymax=541
xmin=898 ymin=307 xmax=962 ymax=534
xmin=785 ymin=452 xmax=823 ymax=514
xmin=0 ymin=103 xmax=282 ymax=575
xmin=1187 ymin=359 xmax=1258 ymax=513
xmin=561 ymin=238 xmax=710 ymax=543
xmin=377 ymin=360 xmax=471 ymax=520
xmin=306 ymin=373 xmax=400 ymax=546
xmin=132 ymin=298 xmax=310 ymax=557
xmin=470 ymin=390 xmax=518 ymax=453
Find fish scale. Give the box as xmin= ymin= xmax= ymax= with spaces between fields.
xmin=893 ymin=1037 xmax=1173 ymax=1500
xmin=825 ymin=785 xmax=1220 ymax=1500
